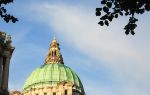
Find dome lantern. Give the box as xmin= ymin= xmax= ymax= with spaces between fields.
xmin=45 ymin=37 xmax=64 ymax=64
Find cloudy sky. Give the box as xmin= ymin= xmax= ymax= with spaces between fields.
xmin=1 ymin=0 xmax=150 ymax=95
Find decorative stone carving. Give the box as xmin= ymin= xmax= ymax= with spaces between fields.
xmin=11 ymin=91 xmax=22 ymax=95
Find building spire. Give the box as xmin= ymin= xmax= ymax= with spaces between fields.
xmin=45 ymin=37 xmax=64 ymax=64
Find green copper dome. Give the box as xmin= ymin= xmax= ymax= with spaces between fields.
xmin=23 ymin=63 xmax=84 ymax=92
xmin=23 ymin=38 xmax=85 ymax=94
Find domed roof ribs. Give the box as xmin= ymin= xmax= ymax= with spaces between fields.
xmin=45 ymin=37 xmax=64 ymax=64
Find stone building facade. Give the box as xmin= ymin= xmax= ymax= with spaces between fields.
xmin=0 ymin=32 xmax=15 ymax=95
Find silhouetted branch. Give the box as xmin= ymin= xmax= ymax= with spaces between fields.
xmin=96 ymin=0 xmax=150 ymax=35
xmin=0 ymin=0 xmax=18 ymax=23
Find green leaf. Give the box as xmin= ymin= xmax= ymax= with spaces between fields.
xmin=96 ymin=11 xmax=101 ymax=16
xmin=105 ymin=20 xmax=109 ymax=26
xmin=98 ymin=21 xmax=104 ymax=26
xmin=103 ymin=6 xmax=109 ymax=13
xmin=106 ymin=2 xmax=112 ymax=8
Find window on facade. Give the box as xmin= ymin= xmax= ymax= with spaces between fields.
xmin=52 ymin=51 xmax=54 ymax=56
xmin=54 ymin=50 xmax=56 ymax=57
xmin=44 ymin=93 xmax=47 ymax=95
xmin=65 ymin=90 xmax=68 ymax=95
xmin=53 ymin=92 xmax=56 ymax=95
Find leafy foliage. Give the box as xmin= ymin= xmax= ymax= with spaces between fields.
xmin=0 ymin=0 xmax=18 ymax=23
xmin=96 ymin=0 xmax=150 ymax=35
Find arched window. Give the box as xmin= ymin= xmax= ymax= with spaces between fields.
xmin=53 ymin=92 xmax=56 ymax=95
xmin=52 ymin=51 xmax=54 ymax=57
xmin=54 ymin=50 xmax=56 ymax=57
xmin=65 ymin=90 xmax=68 ymax=95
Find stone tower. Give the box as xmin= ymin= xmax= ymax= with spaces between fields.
xmin=0 ymin=32 xmax=15 ymax=95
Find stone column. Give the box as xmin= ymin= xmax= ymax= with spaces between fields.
xmin=0 ymin=56 xmax=3 ymax=89
xmin=68 ymin=86 xmax=72 ymax=95
xmin=2 ymin=55 xmax=10 ymax=91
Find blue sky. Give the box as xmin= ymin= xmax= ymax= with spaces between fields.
xmin=1 ymin=0 xmax=150 ymax=95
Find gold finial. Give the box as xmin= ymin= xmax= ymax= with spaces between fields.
xmin=45 ymin=37 xmax=64 ymax=64
xmin=53 ymin=35 xmax=56 ymax=40
xmin=52 ymin=36 xmax=57 ymax=43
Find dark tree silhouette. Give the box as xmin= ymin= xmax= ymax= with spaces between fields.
xmin=96 ymin=0 xmax=150 ymax=35
xmin=0 ymin=0 xmax=18 ymax=23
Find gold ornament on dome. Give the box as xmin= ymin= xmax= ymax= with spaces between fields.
xmin=45 ymin=37 xmax=63 ymax=64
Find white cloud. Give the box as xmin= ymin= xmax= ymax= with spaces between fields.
xmin=28 ymin=2 xmax=150 ymax=95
